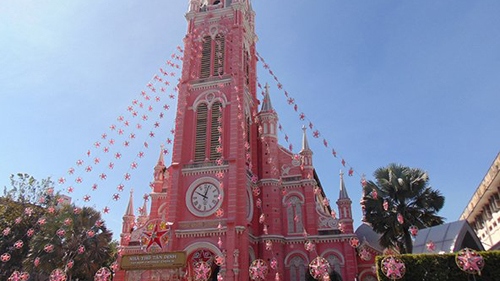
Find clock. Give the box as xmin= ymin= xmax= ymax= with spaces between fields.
xmin=186 ymin=180 xmax=223 ymax=217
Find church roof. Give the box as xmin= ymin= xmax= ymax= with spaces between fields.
xmin=355 ymin=223 xmax=383 ymax=252
xmin=355 ymin=220 xmax=484 ymax=254
xmin=412 ymin=220 xmax=484 ymax=253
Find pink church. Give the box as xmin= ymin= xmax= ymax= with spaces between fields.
xmin=115 ymin=1 xmax=378 ymax=280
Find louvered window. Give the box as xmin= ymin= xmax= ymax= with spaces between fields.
xmin=200 ymin=36 xmax=212 ymax=79
xmin=214 ymin=34 xmax=225 ymax=76
xmin=209 ymin=102 xmax=222 ymax=160
xmin=194 ymin=104 xmax=208 ymax=162
xmin=244 ymin=50 xmax=250 ymax=85
xmin=200 ymin=34 xmax=225 ymax=79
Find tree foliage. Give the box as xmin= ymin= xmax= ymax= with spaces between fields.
xmin=1 ymin=174 xmax=116 ymax=280
xmin=362 ymin=163 xmax=445 ymax=254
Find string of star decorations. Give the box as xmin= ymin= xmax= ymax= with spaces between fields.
xmin=1 ymin=47 xmax=184 ymax=280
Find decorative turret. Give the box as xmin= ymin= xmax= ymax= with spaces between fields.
xmin=150 ymin=147 xmax=169 ymax=220
xmin=337 ymin=171 xmax=354 ymax=233
xmin=257 ymin=84 xmax=279 ymax=179
xmin=258 ymin=83 xmax=278 ymax=139
xmin=300 ymin=126 xmax=314 ymax=178
xmin=137 ymin=195 xmax=149 ymax=227
xmin=153 ymin=146 xmax=167 ymax=193
xmin=120 ymin=190 xmax=135 ymax=245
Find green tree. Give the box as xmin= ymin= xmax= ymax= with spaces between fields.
xmin=24 ymin=204 xmax=114 ymax=281
xmin=0 ymin=174 xmax=54 ymax=279
xmin=0 ymin=174 xmax=116 ymax=280
xmin=361 ymin=163 xmax=445 ymax=254
xmin=3 ymin=173 xmax=54 ymax=205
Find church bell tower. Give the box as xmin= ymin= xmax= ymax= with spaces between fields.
xmin=163 ymin=0 xmax=258 ymax=279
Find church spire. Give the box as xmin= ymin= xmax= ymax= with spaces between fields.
xmin=157 ymin=144 xmax=165 ymax=167
xmin=125 ymin=189 xmax=135 ymax=217
xmin=337 ymin=171 xmax=353 ymax=233
xmin=300 ymin=125 xmax=311 ymax=152
xmin=261 ymin=83 xmax=274 ymax=112
xmin=339 ymin=170 xmax=350 ymax=199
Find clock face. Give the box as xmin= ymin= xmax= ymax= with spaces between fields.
xmin=190 ymin=183 xmax=221 ymax=214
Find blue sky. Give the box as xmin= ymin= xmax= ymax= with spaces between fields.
xmin=1 ymin=0 xmax=499 ymax=239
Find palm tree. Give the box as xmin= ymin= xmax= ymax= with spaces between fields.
xmin=361 ymin=163 xmax=445 ymax=254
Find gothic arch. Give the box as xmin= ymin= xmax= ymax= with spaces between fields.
xmin=320 ymin=249 xmax=345 ymax=265
xmin=157 ymin=202 xmax=167 ymax=218
xmin=248 ymin=245 xmax=256 ymax=262
xmin=192 ymin=90 xmax=228 ymax=110
xmin=184 ymin=241 xmax=223 ymax=257
xmin=282 ymin=191 xmax=305 ymax=205
xmin=358 ymin=269 xmax=377 ymax=281
xmin=321 ymin=249 xmax=344 ymax=274
xmin=284 ymin=250 xmax=309 ymax=266
xmin=285 ymin=251 xmax=309 ymax=281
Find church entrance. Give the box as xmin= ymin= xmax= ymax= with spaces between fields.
xmin=186 ymin=249 xmax=222 ymax=281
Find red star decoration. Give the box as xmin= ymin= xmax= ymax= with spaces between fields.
xmin=103 ymin=207 xmax=110 ymax=214
xmin=143 ymin=223 xmax=168 ymax=250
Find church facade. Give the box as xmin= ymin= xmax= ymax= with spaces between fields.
xmin=115 ymin=1 xmax=376 ymax=280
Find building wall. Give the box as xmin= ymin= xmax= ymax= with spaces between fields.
xmin=460 ymin=153 xmax=500 ymax=250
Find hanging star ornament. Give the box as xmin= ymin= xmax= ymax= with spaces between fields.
xmin=309 ymin=257 xmax=331 ymax=280
xmin=49 ymin=268 xmax=66 ymax=281
xmin=456 ymin=248 xmax=484 ymax=276
xmin=381 ymin=256 xmax=406 ymax=280
xmin=193 ymin=261 xmax=212 ymax=281
xmin=249 ymin=259 xmax=269 ymax=281
xmin=94 ymin=267 xmax=112 ymax=281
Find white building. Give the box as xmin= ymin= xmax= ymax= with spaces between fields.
xmin=460 ymin=152 xmax=500 ymax=250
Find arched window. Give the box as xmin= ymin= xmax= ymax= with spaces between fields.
xmin=194 ymin=102 xmax=223 ymax=162
xmin=289 ymin=256 xmax=306 ymax=281
xmin=209 ymin=102 xmax=222 ymax=161
xmin=286 ymin=196 xmax=304 ymax=233
xmin=200 ymin=34 xmax=225 ymax=79
xmin=194 ymin=103 xmax=208 ymax=162
xmin=325 ymin=254 xmax=341 ymax=274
